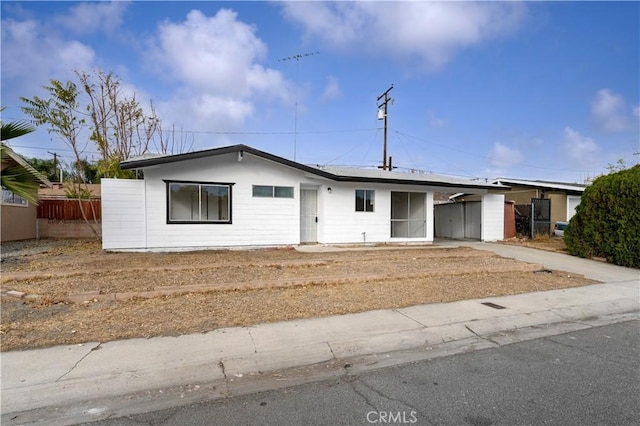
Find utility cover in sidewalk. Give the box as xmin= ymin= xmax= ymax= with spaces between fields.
xmin=481 ymin=302 xmax=507 ymax=309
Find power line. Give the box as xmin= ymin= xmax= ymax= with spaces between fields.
xmin=2 ymin=115 xmax=376 ymax=136
xmin=278 ymin=51 xmax=320 ymax=161
xmin=392 ymin=129 xmax=601 ymax=174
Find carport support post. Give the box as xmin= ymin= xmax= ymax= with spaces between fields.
xmin=531 ymin=203 xmax=534 ymax=238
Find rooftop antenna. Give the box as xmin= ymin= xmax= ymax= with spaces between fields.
xmin=376 ymin=84 xmax=394 ymax=171
xmin=279 ymin=51 xmax=319 ymax=161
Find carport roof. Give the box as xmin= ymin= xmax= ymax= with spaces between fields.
xmin=492 ymin=178 xmax=587 ymax=193
xmin=121 ymin=144 xmax=505 ymax=191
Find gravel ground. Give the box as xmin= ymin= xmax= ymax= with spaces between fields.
xmin=0 ymin=239 xmax=596 ymax=351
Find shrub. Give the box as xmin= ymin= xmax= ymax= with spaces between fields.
xmin=564 ymin=165 xmax=640 ymax=267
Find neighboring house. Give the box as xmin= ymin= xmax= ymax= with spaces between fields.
xmin=492 ymin=178 xmax=586 ymax=223
xmin=1 ymin=147 xmax=52 ymax=242
xmin=449 ymin=178 xmax=587 ymax=237
xmin=39 ymin=183 xmax=102 ymax=200
xmin=102 ymin=144 xmax=507 ymax=251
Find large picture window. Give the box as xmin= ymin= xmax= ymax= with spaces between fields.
xmin=391 ymin=191 xmax=426 ymax=238
xmin=355 ymin=189 xmax=375 ymax=212
xmin=167 ymin=181 xmax=231 ymax=224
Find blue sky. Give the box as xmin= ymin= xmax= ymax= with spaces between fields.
xmin=2 ymin=1 xmax=638 ymax=183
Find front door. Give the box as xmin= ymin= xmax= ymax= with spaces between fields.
xmin=300 ymin=189 xmax=318 ymax=243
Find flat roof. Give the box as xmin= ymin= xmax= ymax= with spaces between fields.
xmin=492 ymin=178 xmax=587 ymax=193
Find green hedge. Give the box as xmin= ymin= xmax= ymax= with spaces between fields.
xmin=564 ymin=165 xmax=640 ymax=267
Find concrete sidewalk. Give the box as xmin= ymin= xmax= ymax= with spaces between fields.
xmin=1 ymin=243 xmax=638 ymax=425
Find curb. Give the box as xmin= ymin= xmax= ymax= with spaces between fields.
xmin=2 ymin=310 xmax=637 ymax=426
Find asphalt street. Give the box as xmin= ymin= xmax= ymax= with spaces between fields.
xmin=86 ymin=319 xmax=639 ymax=426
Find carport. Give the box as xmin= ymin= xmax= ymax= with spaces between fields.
xmin=434 ymin=193 xmax=504 ymax=241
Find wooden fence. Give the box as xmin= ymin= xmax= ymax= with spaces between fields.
xmin=37 ymin=199 xmax=102 ymax=221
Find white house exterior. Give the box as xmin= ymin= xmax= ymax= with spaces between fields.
xmin=102 ymin=145 xmax=505 ymax=251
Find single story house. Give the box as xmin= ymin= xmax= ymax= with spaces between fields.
xmin=448 ymin=178 xmax=587 ymax=238
xmin=102 ymin=144 xmax=507 ymax=251
xmin=1 ymin=145 xmax=52 ymax=242
xmin=491 ymin=178 xmax=586 ymax=223
xmin=451 ymin=178 xmax=586 ymax=222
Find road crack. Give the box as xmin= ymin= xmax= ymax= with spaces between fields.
xmin=355 ymin=377 xmax=433 ymax=425
xmin=246 ymin=328 xmax=258 ymax=354
xmin=547 ymin=336 xmax=637 ymax=369
xmin=464 ymin=324 xmax=499 ymax=345
xmin=55 ymin=342 xmax=102 ymax=382
xmin=393 ymin=309 xmax=429 ymax=328
xmin=218 ymin=360 xmax=227 ymax=380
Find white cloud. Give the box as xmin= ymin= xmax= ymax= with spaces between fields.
xmin=427 ymin=111 xmax=447 ymax=128
xmin=55 ymin=1 xmax=129 ymax=35
xmin=321 ymin=76 xmax=342 ymax=101
xmin=0 ymin=18 xmax=96 ymax=102
xmin=590 ymin=89 xmax=632 ymax=132
xmin=633 ymin=105 xmax=640 ymax=119
xmin=562 ymin=127 xmax=599 ymax=165
xmin=151 ymin=9 xmax=288 ymax=99
xmin=280 ymin=2 xmax=526 ymax=69
xmin=489 ymin=142 xmax=523 ymax=168
xmin=147 ymin=9 xmax=291 ymax=134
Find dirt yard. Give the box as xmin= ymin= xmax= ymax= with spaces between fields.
xmin=0 ymin=239 xmax=596 ymax=352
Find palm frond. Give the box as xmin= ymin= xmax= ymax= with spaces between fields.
xmin=0 ymin=144 xmax=41 ymax=204
xmin=1 ymin=121 xmax=36 ymax=141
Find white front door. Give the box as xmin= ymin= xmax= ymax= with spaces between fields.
xmin=300 ymin=189 xmax=318 ymax=243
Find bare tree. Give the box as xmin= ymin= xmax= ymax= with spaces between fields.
xmin=155 ymin=123 xmax=195 ymax=155
xmin=77 ymin=70 xmax=161 ymax=177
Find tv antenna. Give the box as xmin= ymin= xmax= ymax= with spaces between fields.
xmin=279 ymin=51 xmax=319 ymax=161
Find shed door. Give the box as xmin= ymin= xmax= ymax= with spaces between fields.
xmin=300 ymin=189 xmax=318 ymax=243
xmin=464 ymin=201 xmax=481 ymax=239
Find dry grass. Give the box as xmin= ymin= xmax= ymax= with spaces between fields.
xmin=500 ymin=235 xmax=568 ymax=253
xmin=0 ymin=239 xmax=596 ymax=352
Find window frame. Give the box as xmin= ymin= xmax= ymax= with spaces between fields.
xmin=390 ymin=191 xmax=426 ymax=238
xmin=165 ymin=180 xmax=233 ymax=224
xmin=1 ymin=188 xmax=28 ymax=207
xmin=252 ymin=185 xmax=295 ymax=199
xmin=355 ymin=189 xmax=375 ymax=212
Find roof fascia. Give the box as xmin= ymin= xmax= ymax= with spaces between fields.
xmin=493 ymin=178 xmax=585 ymax=192
xmin=121 ymin=144 xmax=503 ymax=191
xmin=2 ymin=145 xmax=52 ymax=187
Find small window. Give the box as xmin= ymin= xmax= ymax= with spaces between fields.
xmin=253 ymin=185 xmax=274 ymax=197
xmin=167 ymin=181 xmax=231 ymax=224
xmin=274 ymin=186 xmax=294 ymax=198
xmin=2 ymin=188 xmax=28 ymax=206
xmin=252 ymin=185 xmax=294 ymax=199
xmin=356 ymin=189 xmax=375 ymax=212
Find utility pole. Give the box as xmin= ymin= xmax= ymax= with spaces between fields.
xmin=278 ymin=51 xmax=319 ymax=161
xmin=48 ymin=151 xmax=61 ymax=183
xmin=377 ymin=84 xmax=394 ymax=170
